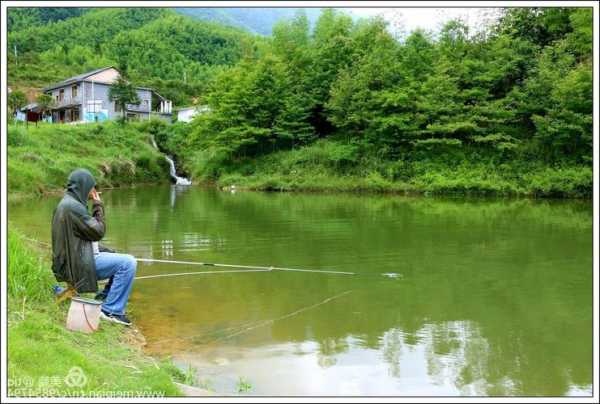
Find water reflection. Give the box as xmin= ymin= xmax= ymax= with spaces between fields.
xmin=170 ymin=183 xmax=191 ymax=209
xmin=8 ymin=186 xmax=593 ymax=396
xmin=161 ymin=239 xmax=173 ymax=257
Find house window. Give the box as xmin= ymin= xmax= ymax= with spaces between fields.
xmin=86 ymin=100 xmax=101 ymax=120
xmin=143 ymin=100 xmax=149 ymax=109
xmin=72 ymin=85 xmax=78 ymax=98
xmin=59 ymin=89 xmax=64 ymax=101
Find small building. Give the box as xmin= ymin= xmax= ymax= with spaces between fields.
xmin=17 ymin=103 xmax=51 ymax=123
xmin=176 ymin=105 xmax=209 ymax=123
xmin=42 ymin=66 xmax=172 ymax=124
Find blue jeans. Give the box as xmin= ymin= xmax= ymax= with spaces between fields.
xmin=94 ymin=252 xmax=137 ymax=315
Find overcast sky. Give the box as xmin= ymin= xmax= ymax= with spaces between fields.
xmin=346 ymin=8 xmax=502 ymax=36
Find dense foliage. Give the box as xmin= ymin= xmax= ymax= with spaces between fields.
xmin=184 ymin=8 xmax=592 ymax=173
xmin=7 ymin=7 xmax=88 ymax=31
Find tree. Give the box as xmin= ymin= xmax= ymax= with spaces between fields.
xmin=326 ymin=18 xmax=407 ymax=149
xmin=496 ymin=8 xmax=574 ymax=48
xmin=108 ymin=77 xmax=140 ymax=121
xmin=273 ymin=88 xmax=315 ymax=148
xmin=306 ymin=9 xmax=355 ymax=135
xmin=36 ymin=93 xmax=55 ymax=119
xmin=8 ymin=90 xmax=27 ymax=116
xmin=272 ymin=11 xmax=310 ymax=63
xmin=532 ymin=62 xmax=592 ymax=163
xmin=499 ymin=8 xmax=592 ymax=163
xmin=186 ymin=7 xmax=592 ymax=166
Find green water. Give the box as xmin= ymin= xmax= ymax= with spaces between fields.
xmin=9 ymin=185 xmax=593 ymax=396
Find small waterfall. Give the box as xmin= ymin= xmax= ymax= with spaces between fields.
xmin=165 ymin=155 xmax=192 ymax=185
xmin=150 ymin=136 xmax=192 ymax=186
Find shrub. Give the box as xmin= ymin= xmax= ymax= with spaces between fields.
xmin=524 ymin=166 xmax=592 ymax=198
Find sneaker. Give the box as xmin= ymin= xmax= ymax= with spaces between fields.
xmin=100 ymin=310 xmax=132 ymax=326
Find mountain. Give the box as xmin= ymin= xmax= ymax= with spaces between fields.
xmin=174 ymin=7 xmax=323 ymax=35
xmin=7 ymin=7 xmax=89 ymax=31
xmin=7 ymin=8 xmax=253 ymax=106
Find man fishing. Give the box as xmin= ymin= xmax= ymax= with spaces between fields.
xmin=51 ymin=168 xmax=136 ymax=326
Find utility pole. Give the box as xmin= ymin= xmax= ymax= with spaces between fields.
xmin=92 ymin=80 xmax=97 ymax=122
xmin=14 ymin=44 xmax=18 ymax=66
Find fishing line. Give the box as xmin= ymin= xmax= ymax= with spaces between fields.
xmin=217 ymin=290 xmax=353 ymax=341
xmin=150 ymin=290 xmax=353 ymax=346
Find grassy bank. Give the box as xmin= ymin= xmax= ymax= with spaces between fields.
xmin=181 ymin=139 xmax=592 ymax=198
xmin=7 ymin=228 xmax=187 ymax=397
xmin=7 ymin=121 xmax=171 ymax=201
xmin=7 ymin=120 xmax=592 ymax=199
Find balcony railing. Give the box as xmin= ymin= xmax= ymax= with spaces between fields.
xmin=54 ymin=95 xmax=82 ymax=108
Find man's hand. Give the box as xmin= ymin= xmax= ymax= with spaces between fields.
xmin=89 ymin=187 xmax=102 ymax=202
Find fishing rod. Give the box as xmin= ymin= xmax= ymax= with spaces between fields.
xmin=135 ymin=257 xmax=356 ymax=277
xmin=20 ymin=236 xmax=390 ymax=279
xmin=135 ymin=268 xmax=272 ymax=280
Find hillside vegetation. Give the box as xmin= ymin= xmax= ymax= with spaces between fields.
xmin=7 ymin=7 xmax=89 ymax=31
xmin=7 ymin=7 xmax=593 ymax=198
xmin=7 ymin=121 xmax=171 ymax=200
xmin=7 ymin=8 xmax=254 ymax=106
xmin=157 ymin=8 xmax=592 ymax=197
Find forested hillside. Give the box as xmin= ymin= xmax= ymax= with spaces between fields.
xmin=166 ymin=8 xmax=591 ymax=197
xmin=175 ymin=7 xmax=323 ymax=35
xmin=7 ymin=8 xmax=255 ymax=105
xmin=7 ymin=7 xmax=594 ymax=197
xmin=7 ymin=7 xmax=89 ymax=31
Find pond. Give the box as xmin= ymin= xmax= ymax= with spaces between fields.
xmin=9 ymin=185 xmax=593 ymax=396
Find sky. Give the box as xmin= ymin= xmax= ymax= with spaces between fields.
xmin=347 ymin=8 xmax=502 ymax=36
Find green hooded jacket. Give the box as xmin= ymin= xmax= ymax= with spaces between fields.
xmin=51 ymin=169 xmax=105 ymax=293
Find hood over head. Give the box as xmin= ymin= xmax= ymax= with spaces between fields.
xmin=66 ymin=168 xmax=96 ymax=206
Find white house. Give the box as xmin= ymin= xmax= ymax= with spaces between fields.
xmin=176 ymin=105 xmax=209 ymax=123
xmin=43 ymin=66 xmax=172 ymax=123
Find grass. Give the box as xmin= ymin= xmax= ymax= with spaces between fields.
xmin=7 ymin=120 xmax=171 ymax=201
xmin=7 ymin=228 xmax=184 ymax=397
xmin=236 ymin=377 xmax=253 ymax=394
xmin=8 ymin=120 xmax=590 ymax=200
xmin=182 ymin=364 xmax=198 ymax=386
xmin=186 ymin=139 xmax=593 ymax=198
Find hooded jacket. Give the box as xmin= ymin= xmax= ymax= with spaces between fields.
xmin=51 ymin=169 xmax=105 ymax=293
